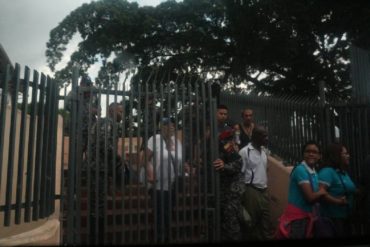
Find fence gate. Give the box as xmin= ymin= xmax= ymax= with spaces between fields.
xmin=61 ymin=68 xmax=220 ymax=245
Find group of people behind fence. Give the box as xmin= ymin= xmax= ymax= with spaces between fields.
xmin=68 ymin=76 xmax=365 ymax=244
xmin=215 ymin=104 xmax=272 ymax=241
xmin=214 ymin=104 xmax=362 ymax=242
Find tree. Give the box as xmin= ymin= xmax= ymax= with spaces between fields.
xmin=46 ymin=0 xmax=370 ymax=102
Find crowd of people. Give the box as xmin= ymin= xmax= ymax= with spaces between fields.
xmin=215 ymin=104 xmax=360 ymax=242
xmin=68 ymin=76 xmax=364 ymax=244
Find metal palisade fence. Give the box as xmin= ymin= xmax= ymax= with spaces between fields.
xmin=0 ymin=64 xmax=59 ymax=226
xmin=221 ymin=92 xmax=370 ymax=183
xmin=222 ymin=93 xmax=325 ymax=164
xmin=221 ymin=92 xmax=370 ymax=234
xmin=62 ymin=68 xmax=221 ymax=245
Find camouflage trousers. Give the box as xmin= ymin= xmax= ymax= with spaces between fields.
xmin=88 ymin=170 xmax=106 ymax=244
xmin=220 ymin=197 xmax=245 ymax=241
xmin=219 ymin=179 xmax=247 ymax=241
xmin=89 ymin=170 xmax=106 ymax=219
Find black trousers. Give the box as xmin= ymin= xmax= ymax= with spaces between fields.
xmin=330 ymin=217 xmax=352 ymax=238
xmin=150 ymin=189 xmax=175 ymax=243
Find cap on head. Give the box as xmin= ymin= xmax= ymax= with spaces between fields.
xmin=160 ymin=117 xmax=174 ymax=125
xmin=80 ymin=75 xmax=93 ymax=86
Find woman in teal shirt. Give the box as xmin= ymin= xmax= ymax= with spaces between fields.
xmin=276 ymin=141 xmax=327 ymax=239
xmin=319 ymin=143 xmax=357 ymax=238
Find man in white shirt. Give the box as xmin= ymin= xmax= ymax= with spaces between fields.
xmin=239 ymin=125 xmax=272 ymax=240
xmin=144 ymin=117 xmax=184 ymax=243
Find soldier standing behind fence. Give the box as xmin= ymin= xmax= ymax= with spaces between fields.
xmin=213 ymin=128 xmax=246 ymax=242
xmin=88 ymin=102 xmax=124 ymax=245
xmin=65 ymin=75 xmax=99 ymax=157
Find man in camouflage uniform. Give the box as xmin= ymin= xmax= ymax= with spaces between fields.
xmin=65 ymin=75 xmax=100 ymax=157
xmin=88 ymin=102 xmax=124 ymax=244
xmin=213 ymin=128 xmax=246 ymax=242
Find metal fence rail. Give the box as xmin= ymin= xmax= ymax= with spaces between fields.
xmin=221 ymin=93 xmax=325 ymax=163
xmin=332 ymin=103 xmax=370 ymax=183
xmin=221 ymin=91 xmax=370 ymax=234
xmin=221 ymin=92 xmax=370 ymax=223
xmin=0 ymin=64 xmax=59 ymax=226
xmin=221 ymin=92 xmax=370 ymax=180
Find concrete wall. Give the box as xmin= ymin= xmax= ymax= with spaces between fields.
xmin=0 ymin=104 xmax=62 ymax=246
xmin=267 ymin=156 xmax=293 ymax=229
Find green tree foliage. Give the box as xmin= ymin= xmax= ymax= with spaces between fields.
xmin=46 ymin=0 xmax=370 ymax=102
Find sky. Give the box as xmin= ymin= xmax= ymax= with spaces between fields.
xmin=0 ymin=0 xmax=165 ymax=77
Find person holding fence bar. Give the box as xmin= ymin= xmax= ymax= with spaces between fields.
xmin=318 ymin=143 xmax=357 ymax=238
xmin=65 ymin=75 xmax=100 ymax=155
xmin=239 ymin=125 xmax=273 ymax=240
xmin=275 ymin=141 xmax=327 ymax=239
xmin=213 ymin=127 xmax=246 ymax=242
xmin=233 ymin=108 xmax=255 ymax=150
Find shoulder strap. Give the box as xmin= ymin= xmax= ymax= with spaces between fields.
xmin=246 ymin=147 xmax=254 ymax=185
xmin=162 ymin=136 xmax=178 ymax=168
xmin=336 ymin=170 xmax=348 ymax=194
xmin=337 ymin=170 xmax=351 ymax=215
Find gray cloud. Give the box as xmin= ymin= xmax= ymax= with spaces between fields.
xmin=0 ymin=0 xmax=93 ymax=74
xmin=0 ymin=0 xmax=164 ymax=75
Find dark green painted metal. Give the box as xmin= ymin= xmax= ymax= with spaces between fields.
xmin=15 ymin=66 xmax=30 ymax=224
xmin=4 ymin=63 xmax=21 ymax=226
xmin=0 ymin=64 xmax=11 ymax=209
xmin=66 ymin=67 xmax=79 ymax=244
xmin=59 ymin=68 xmax=222 ymax=244
xmin=24 ymin=70 xmax=39 ymax=222
xmin=32 ymin=73 xmax=46 ymax=221
xmin=40 ymin=76 xmax=52 ymax=218
xmin=49 ymin=78 xmax=58 ymax=215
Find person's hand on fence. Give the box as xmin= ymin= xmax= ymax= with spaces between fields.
xmin=213 ymin=158 xmax=225 ymax=171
